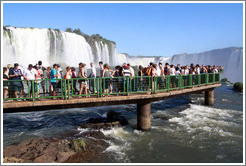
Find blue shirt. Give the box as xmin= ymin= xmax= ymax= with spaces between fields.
xmin=9 ymin=68 xmax=22 ymax=80
xmin=50 ymin=69 xmax=57 ymax=82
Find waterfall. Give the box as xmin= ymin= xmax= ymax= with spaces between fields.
xmin=3 ymin=27 xmax=119 ymax=68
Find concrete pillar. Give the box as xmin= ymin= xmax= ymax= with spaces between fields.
xmin=205 ymin=88 xmax=214 ymax=105
xmin=137 ymin=102 xmax=151 ymax=131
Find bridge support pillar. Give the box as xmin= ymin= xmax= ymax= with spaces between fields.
xmin=137 ymin=102 xmax=151 ymax=131
xmin=205 ymin=88 xmax=214 ymax=105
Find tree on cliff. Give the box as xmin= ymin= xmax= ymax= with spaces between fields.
xmin=65 ymin=27 xmax=73 ymax=32
xmin=73 ymin=28 xmax=84 ymax=36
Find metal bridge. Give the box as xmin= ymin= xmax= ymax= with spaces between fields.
xmin=3 ymin=73 xmax=221 ymax=130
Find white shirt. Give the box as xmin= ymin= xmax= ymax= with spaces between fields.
xmin=23 ymin=68 xmax=36 ymax=80
xmin=90 ymin=66 xmax=96 ymax=78
xmin=184 ymin=69 xmax=189 ymax=75
xmin=196 ymin=67 xmax=200 ymax=74
xmin=129 ymin=67 xmax=135 ymax=77
xmin=176 ymin=70 xmax=180 ymax=75
xmin=156 ymin=67 xmax=161 ymax=76
xmin=169 ymin=68 xmax=176 ymax=75
xmin=57 ymin=68 xmax=63 ymax=79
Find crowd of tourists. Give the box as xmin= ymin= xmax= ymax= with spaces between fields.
xmin=3 ymin=61 xmax=223 ymax=100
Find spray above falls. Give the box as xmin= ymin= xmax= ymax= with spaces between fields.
xmin=3 ymin=27 xmax=119 ymax=68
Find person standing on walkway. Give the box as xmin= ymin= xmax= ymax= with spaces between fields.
xmin=50 ymin=64 xmax=58 ymax=99
xmin=89 ymin=62 xmax=96 ymax=93
xmin=23 ymin=64 xmax=37 ymax=99
xmin=8 ymin=63 xmax=24 ymax=100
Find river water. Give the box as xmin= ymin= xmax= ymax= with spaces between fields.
xmin=3 ymin=82 xmax=243 ymax=163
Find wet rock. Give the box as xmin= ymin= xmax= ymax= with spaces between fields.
xmin=3 ymin=157 xmax=23 ymax=163
xmin=33 ymin=155 xmax=55 ymax=163
xmin=3 ymin=145 xmax=20 ymax=157
xmin=79 ymin=114 xmax=128 ymax=130
xmin=56 ymin=152 xmax=72 ymax=163
xmin=3 ymin=137 xmax=74 ymax=163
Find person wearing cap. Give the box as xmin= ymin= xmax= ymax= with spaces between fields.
xmin=8 ymin=63 xmax=24 ymax=100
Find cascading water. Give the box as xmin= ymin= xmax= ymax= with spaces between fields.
xmin=3 ymin=27 xmax=119 ymax=68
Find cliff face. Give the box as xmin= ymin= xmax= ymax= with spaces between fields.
xmin=118 ymin=47 xmax=243 ymax=83
xmin=167 ymin=47 xmax=243 ymax=83
xmin=3 ymin=27 xmax=119 ymax=68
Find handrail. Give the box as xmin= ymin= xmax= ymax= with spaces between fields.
xmin=3 ymin=73 xmax=221 ymax=101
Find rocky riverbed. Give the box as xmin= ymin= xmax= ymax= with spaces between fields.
xmin=3 ymin=113 xmax=128 ymax=163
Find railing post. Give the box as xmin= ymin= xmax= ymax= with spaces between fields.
xmin=179 ymin=75 xmax=182 ymax=89
xmin=151 ymin=77 xmax=153 ymax=94
xmin=99 ymin=77 xmax=102 ymax=97
xmin=64 ymin=79 xmax=67 ymax=100
xmin=27 ymin=80 xmax=30 ymax=98
xmin=126 ymin=77 xmax=129 ymax=95
xmin=68 ymin=79 xmax=70 ymax=100
xmin=166 ymin=76 xmax=169 ymax=91
xmin=218 ymin=73 xmax=221 ymax=82
xmin=97 ymin=78 xmax=100 ymax=98
xmin=198 ymin=74 xmax=201 ymax=86
xmin=71 ymin=79 xmax=74 ymax=96
xmin=46 ymin=78 xmax=48 ymax=94
xmin=130 ymin=77 xmax=132 ymax=92
xmin=93 ymin=78 xmax=96 ymax=94
xmin=189 ymin=74 xmax=192 ymax=87
xmin=155 ymin=77 xmax=157 ymax=93
xmin=205 ymin=74 xmax=208 ymax=85
xmin=213 ymin=73 xmax=215 ymax=83
xmin=32 ymin=80 xmax=35 ymax=102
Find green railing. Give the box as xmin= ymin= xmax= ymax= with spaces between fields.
xmin=3 ymin=73 xmax=221 ymax=101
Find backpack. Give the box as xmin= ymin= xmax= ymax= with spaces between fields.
xmin=146 ymin=67 xmax=152 ymax=76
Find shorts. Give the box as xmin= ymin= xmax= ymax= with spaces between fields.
xmin=29 ymin=82 xmax=38 ymax=93
xmin=3 ymin=86 xmax=8 ymax=90
xmin=9 ymin=81 xmax=23 ymax=91
xmin=51 ymin=82 xmax=57 ymax=92
xmin=40 ymin=80 xmax=45 ymax=87
xmin=104 ymin=79 xmax=110 ymax=90
xmin=57 ymin=80 xmax=61 ymax=89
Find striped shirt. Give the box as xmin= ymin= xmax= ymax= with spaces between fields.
xmin=123 ymin=68 xmax=131 ymax=77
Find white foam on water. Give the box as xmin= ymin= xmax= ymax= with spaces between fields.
xmin=168 ymin=104 xmax=242 ymax=137
xmin=100 ymin=127 xmax=132 ymax=162
xmin=77 ymin=127 xmax=91 ymax=134
xmin=222 ymin=99 xmax=230 ymax=102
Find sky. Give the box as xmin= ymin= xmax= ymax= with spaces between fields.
xmin=3 ymin=2 xmax=244 ymax=57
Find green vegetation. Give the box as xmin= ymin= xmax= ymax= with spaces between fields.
xmin=233 ymin=82 xmax=243 ymax=93
xmin=71 ymin=138 xmax=86 ymax=152
xmin=221 ymin=78 xmax=228 ymax=82
xmin=65 ymin=27 xmax=116 ymax=44
xmin=3 ymin=28 xmax=12 ymax=44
